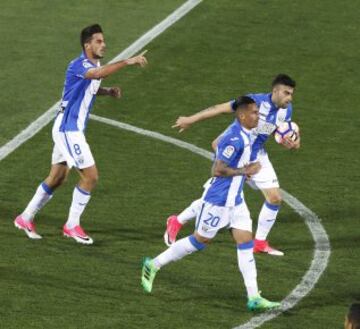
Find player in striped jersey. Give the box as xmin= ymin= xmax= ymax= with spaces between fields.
xmin=142 ymin=96 xmax=280 ymax=311
xmin=165 ymin=74 xmax=300 ymax=256
xmin=14 ymin=24 xmax=147 ymax=244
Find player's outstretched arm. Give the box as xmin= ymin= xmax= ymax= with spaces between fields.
xmin=212 ymin=160 xmax=261 ymax=177
xmin=97 ymin=87 xmax=121 ymax=98
xmin=172 ymin=102 xmax=233 ymax=132
xmin=85 ymin=53 xmax=147 ymax=79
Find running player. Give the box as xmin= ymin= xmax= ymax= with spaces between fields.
xmin=165 ymin=74 xmax=300 ymax=256
xmin=14 ymin=24 xmax=147 ymax=244
xmin=142 ymin=96 xmax=280 ymax=311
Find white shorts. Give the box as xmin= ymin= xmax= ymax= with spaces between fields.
xmin=246 ymin=151 xmax=279 ymax=190
xmin=195 ymin=201 xmax=252 ymax=239
xmin=51 ymin=113 xmax=95 ymax=169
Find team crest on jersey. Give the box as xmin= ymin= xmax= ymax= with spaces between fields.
xmin=222 ymin=145 xmax=235 ymax=158
xmin=82 ymin=60 xmax=93 ymax=69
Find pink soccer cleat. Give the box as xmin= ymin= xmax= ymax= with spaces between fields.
xmin=63 ymin=225 xmax=93 ymax=245
xmin=163 ymin=215 xmax=183 ymax=247
xmin=254 ymin=239 xmax=284 ymax=256
xmin=14 ymin=215 xmax=42 ymax=239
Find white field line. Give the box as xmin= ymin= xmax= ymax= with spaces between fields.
xmin=90 ymin=114 xmax=331 ymax=329
xmin=0 ymin=0 xmax=202 ymax=162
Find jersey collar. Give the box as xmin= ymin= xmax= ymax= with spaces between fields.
xmin=235 ymin=119 xmax=251 ymax=137
xmin=268 ymin=93 xmax=279 ymax=111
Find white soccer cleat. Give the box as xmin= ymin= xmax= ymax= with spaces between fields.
xmin=63 ymin=225 xmax=93 ymax=245
xmin=254 ymin=239 xmax=284 ymax=256
xmin=14 ymin=215 xmax=42 ymax=239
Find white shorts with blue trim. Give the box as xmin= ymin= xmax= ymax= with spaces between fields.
xmin=51 ymin=113 xmax=95 ymax=169
xmin=195 ymin=201 xmax=252 ymax=239
xmin=246 ymin=151 xmax=279 ymax=190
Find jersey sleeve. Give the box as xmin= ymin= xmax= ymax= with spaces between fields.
xmin=216 ymin=135 xmax=244 ymax=165
xmin=230 ymin=99 xmax=237 ymax=112
xmin=72 ymin=59 xmax=96 ymax=79
xmin=247 ymin=93 xmax=265 ymax=107
xmin=285 ymin=103 xmax=293 ymax=122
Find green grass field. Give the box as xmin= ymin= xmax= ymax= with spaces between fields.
xmin=0 ymin=1 xmax=359 ymax=328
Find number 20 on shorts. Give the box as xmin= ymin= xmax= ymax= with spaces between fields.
xmin=204 ymin=212 xmax=220 ymax=227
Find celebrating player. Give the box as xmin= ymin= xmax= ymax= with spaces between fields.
xmin=142 ymin=96 xmax=280 ymax=311
xmin=165 ymin=74 xmax=300 ymax=256
xmin=14 ymin=24 xmax=147 ymax=244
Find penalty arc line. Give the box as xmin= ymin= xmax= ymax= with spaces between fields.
xmin=90 ymin=113 xmax=331 ymax=329
xmin=0 ymin=0 xmax=203 ymax=162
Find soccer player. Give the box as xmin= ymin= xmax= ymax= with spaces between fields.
xmin=14 ymin=24 xmax=147 ymax=244
xmin=345 ymin=303 xmax=360 ymax=329
xmin=142 ymin=96 xmax=280 ymax=311
xmin=164 ymin=74 xmax=300 ymax=256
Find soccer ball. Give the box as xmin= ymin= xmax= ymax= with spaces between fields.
xmin=274 ymin=121 xmax=299 ymax=144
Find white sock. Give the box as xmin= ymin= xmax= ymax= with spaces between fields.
xmin=255 ymin=202 xmax=280 ymax=240
xmin=177 ymin=199 xmax=203 ymax=224
xmin=153 ymin=235 xmax=206 ymax=269
xmin=22 ymin=182 xmax=53 ymax=222
xmin=237 ymin=241 xmax=258 ymax=298
xmin=65 ymin=186 xmax=91 ymax=229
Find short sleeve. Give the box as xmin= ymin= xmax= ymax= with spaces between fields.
xmin=73 ymin=59 xmax=96 ymax=79
xmin=230 ymin=99 xmax=237 ymax=112
xmin=246 ymin=93 xmax=263 ymax=107
xmin=216 ymin=136 xmax=244 ymax=165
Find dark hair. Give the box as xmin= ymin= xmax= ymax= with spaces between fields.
xmin=271 ymin=74 xmax=296 ymax=88
xmin=348 ymin=303 xmax=360 ymax=329
xmin=80 ymin=24 xmax=103 ymax=49
xmin=233 ymin=95 xmax=256 ymax=111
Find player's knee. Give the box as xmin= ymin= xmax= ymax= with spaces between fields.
xmin=82 ymin=171 xmax=99 ymax=188
xmin=85 ymin=175 xmax=98 ymax=188
xmin=267 ymin=193 xmax=282 ymax=205
xmin=194 ymin=232 xmax=211 ymax=245
xmin=46 ymin=173 xmax=66 ymax=189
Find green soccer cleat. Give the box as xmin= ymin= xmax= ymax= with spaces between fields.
xmin=247 ymin=294 xmax=281 ymax=311
xmin=141 ymin=257 xmax=159 ymax=293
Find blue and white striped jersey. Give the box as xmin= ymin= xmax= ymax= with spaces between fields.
xmin=204 ymin=119 xmax=252 ymax=207
xmin=59 ymin=52 xmax=101 ymax=132
xmin=231 ymin=93 xmax=292 ymax=161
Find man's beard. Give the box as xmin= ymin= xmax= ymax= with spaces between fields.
xmin=93 ymin=50 xmax=104 ymax=59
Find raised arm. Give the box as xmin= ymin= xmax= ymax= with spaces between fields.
xmin=172 ymin=101 xmax=233 ymax=132
xmin=85 ymin=53 xmax=147 ymax=79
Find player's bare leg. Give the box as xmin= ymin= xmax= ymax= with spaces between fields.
xmin=254 ymin=187 xmax=284 ymax=256
xmin=63 ymin=165 xmax=98 ymax=245
xmin=14 ymin=163 xmax=69 ymax=239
